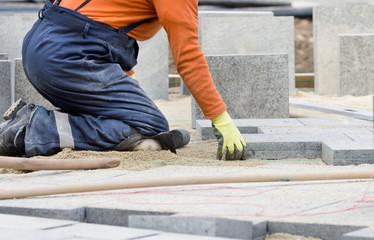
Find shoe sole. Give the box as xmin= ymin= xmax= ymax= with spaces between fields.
xmin=3 ymin=99 xmax=27 ymax=121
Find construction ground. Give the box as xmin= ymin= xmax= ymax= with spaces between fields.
xmin=0 ymin=12 xmax=373 ymax=240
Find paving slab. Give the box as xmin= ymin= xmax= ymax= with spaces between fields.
xmin=129 ymin=215 xmax=254 ymax=239
xmin=322 ymin=141 xmax=374 ymax=166
xmin=290 ymin=99 xmax=374 ymax=121
xmin=198 ymin=11 xmax=295 ymax=95
xmin=0 ymin=12 xmax=38 ymax=61
xmin=134 ymin=29 xmax=169 ymax=100
xmin=0 ymin=53 xmax=8 ymax=60
xmin=338 ymin=33 xmax=374 ymax=96
xmin=313 ymin=5 xmax=374 ymax=95
xmin=192 ymin=54 xmax=289 ymax=128
xmin=344 ymin=227 xmax=374 ymax=239
xmin=0 ymin=60 xmax=11 ymax=120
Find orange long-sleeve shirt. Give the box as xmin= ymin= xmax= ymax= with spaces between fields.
xmin=59 ymin=0 xmax=226 ymax=119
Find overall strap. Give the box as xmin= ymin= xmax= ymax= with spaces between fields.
xmin=119 ymin=18 xmax=155 ymax=34
xmin=52 ymin=0 xmax=91 ymax=11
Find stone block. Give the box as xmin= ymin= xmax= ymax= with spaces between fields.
xmin=290 ymin=99 xmax=374 ymax=121
xmin=192 ymin=54 xmax=289 ymax=128
xmin=198 ymin=11 xmax=295 ymax=95
xmin=0 ymin=205 xmax=85 ymax=222
xmin=313 ymin=5 xmax=374 ymax=95
xmin=296 ymin=118 xmax=373 ymax=127
xmin=0 ymin=53 xmax=8 ymax=60
xmin=322 ymin=141 xmax=374 ymax=166
xmin=46 ymin=222 xmax=160 ymax=240
xmin=0 ymin=60 xmax=11 ymax=120
xmin=14 ymin=58 xmax=54 ymax=109
xmin=0 ymin=12 xmax=38 ymax=61
xmin=268 ymin=221 xmax=364 ymax=240
xmin=344 ymin=227 xmax=374 ymax=239
xmin=134 ymin=29 xmax=169 ymax=100
xmin=128 ymin=215 xmax=253 ymax=239
xmin=0 ymin=213 xmax=77 ymax=230
xmin=85 ymin=207 xmax=172 ymax=227
xmin=180 ymin=80 xmax=191 ymax=96
xmin=338 ymin=33 xmax=374 ymax=96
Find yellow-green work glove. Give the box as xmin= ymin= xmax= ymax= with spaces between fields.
xmin=211 ymin=111 xmax=248 ymax=160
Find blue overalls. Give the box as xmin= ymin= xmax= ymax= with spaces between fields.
xmin=21 ymin=0 xmax=169 ymax=156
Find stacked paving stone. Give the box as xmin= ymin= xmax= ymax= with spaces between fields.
xmin=314 ymin=5 xmax=374 ymax=96
xmin=0 ymin=59 xmax=11 ymax=119
xmin=197 ymin=117 xmax=374 ymax=165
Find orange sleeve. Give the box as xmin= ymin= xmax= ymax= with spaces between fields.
xmin=152 ymin=0 xmax=226 ymax=119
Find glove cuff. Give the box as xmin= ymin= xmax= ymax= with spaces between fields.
xmin=211 ymin=111 xmax=231 ymax=125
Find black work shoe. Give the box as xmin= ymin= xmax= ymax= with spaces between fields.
xmin=114 ymin=128 xmax=190 ymax=154
xmin=0 ymin=100 xmax=36 ymax=156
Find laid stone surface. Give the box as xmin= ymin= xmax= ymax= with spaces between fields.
xmin=129 ymin=216 xmax=253 ymax=239
xmin=0 ymin=53 xmax=8 ymax=60
xmin=322 ymin=141 xmax=374 ymax=166
xmin=192 ymin=54 xmax=289 ymax=128
xmin=268 ymin=221 xmax=364 ymax=240
xmin=0 ymin=60 xmax=11 ymax=120
xmin=258 ymin=126 xmax=372 ymax=135
xmin=0 ymin=12 xmax=38 ymax=61
xmin=313 ymin=5 xmax=374 ymax=95
xmin=134 ymin=29 xmax=169 ymax=100
xmin=344 ymin=227 xmax=374 ymax=239
xmin=338 ymin=33 xmax=374 ymax=96
xmin=0 ymin=205 xmax=85 ymax=222
xmin=296 ymin=118 xmax=373 ymax=127
xmin=290 ymin=99 xmax=374 ymax=121
xmin=198 ymin=11 xmax=295 ymax=95
xmin=0 ymin=213 xmax=77 ymax=230
xmin=14 ymin=58 xmax=54 ymax=109
xmin=86 ymin=208 xmax=172 ymax=227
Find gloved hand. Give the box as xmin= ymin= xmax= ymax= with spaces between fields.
xmin=211 ymin=111 xmax=248 ymax=160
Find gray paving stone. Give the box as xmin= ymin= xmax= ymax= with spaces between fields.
xmin=192 ymin=54 xmax=289 ymax=128
xmin=258 ymin=126 xmax=372 ymax=135
xmin=47 ymin=222 xmax=160 ymax=240
xmin=180 ymin=80 xmax=191 ymax=96
xmin=314 ymin=5 xmax=374 ymax=95
xmin=134 ymin=29 xmax=168 ymax=100
xmin=198 ymin=11 xmax=295 ymax=95
xmin=268 ymin=221 xmax=364 ymax=240
xmin=322 ymin=141 xmax=374 ymax=166
xmin=86 ymin=207 xmax=173 ymax=227
xmin=0 ymin=53 xmax=8 ymax=60
xmin=338 ymin=34 xmax=374 ymax=96
xmin=144 ymin=232 xmax=243 ymax=240
xmin=296 ymin=118 xmax=373 ymax=127
xmin=0 ymin=213 xmax=77 ymax=230
xmin=0 ymin=12 xmax=38 ymax=61
xmin=128 ymin=215 xmax=253 ymax=239
xmin=0 ymin=228 xmax=68 ymax=240
xmin=344 ymin=227 xmax=374 ymax=239
xmin=290 ymin=99 xmax=374 ymax=121
xmin=0 ymin=205 xmax=86 ymax=222
xmin=0 ymin=60 xmax=11 ymax=120
xmin=14 ymin=58 xmax=54 ymax=109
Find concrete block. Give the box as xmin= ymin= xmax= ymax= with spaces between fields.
xmin=0 ymin=213 xmax=77 ymax=230
xmin=85 ymin=207 xmax=172 ymax=227
xmin=290 ymin=99 xmax=374 ymax=121
xmin=338 ymin=33 xmax=374 ymax=96
xmin=144 ymin=232 xmax=242 ymax=240
xmin=180 ymin=80 xmax=191 ymax=96
xmin=0 ymin=60 xmax=11 ymax=120
xmin=0 ymin=53 xmax=8 ymax=60
xmin=0 ymin=229 xmax=67 ymax=240
xmin=258 ymin=126 xmax=372 ymax=135
xmin=134 ymin=29 xmax=169 ymax=100
xmin=198 ymin=11 xmax=295 ymax=95
xmin=322 ymin=141 xmax=374 ymax=166
xmin=244 ymin=132 xmax=353 ymax=159
xmin=296 ymin=118 xmax=373 ymax=127
xmin=268 ymin=221 xmax=364 ymax=240
xmin=46 ymin=222 xmax=160 ymax=240
xmin=192 ymin=54 xmax=289 ymax=128
xmin=0 ymin=205 xmax=86 ymax=222
xmin=14 ymin=58 xmax=54 ymax=109
xmin=0 ymin=12 xmax=38 ymax=61
xmin=128 ymin=215 xmax=253 ymax=239
xmin=313 ymin=5 xmax=374 ymax=95
xmin=344 ymin=227 xmax=374 ymax=239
